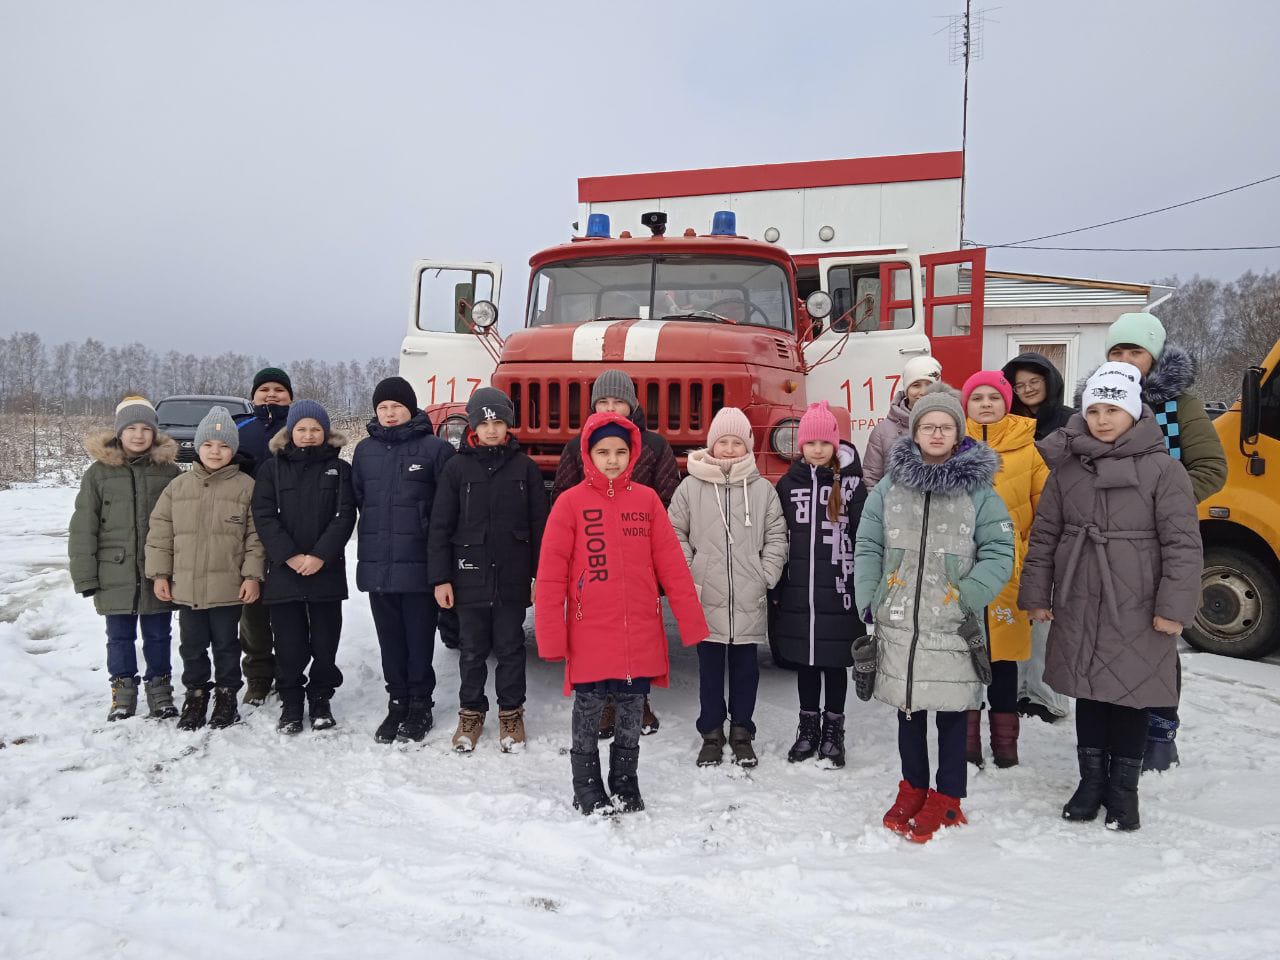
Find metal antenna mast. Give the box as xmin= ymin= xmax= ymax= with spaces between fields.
xmin=939 ymin=4 xmax=995 ymax=244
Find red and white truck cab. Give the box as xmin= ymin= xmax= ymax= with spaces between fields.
xmin=400 ymin=152 xmax=985 ymax=481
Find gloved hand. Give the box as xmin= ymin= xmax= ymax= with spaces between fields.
xmin=852 ymin=634 xmax=877 ymax=702
xmin=959 ymin=612 xmax=992 ymax=685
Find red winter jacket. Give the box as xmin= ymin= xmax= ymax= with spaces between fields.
xmin=536 ymin=412 xmax=709 ymax=694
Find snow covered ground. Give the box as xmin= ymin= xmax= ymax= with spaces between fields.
xmin=2 ymin=485 xmax=1277 ymax=960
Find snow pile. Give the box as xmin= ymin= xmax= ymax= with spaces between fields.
xmin=1 ymin=486 xmax=1277 ymax=959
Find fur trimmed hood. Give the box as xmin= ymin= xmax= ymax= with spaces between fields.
xmin=885 ymin=434 xmax=1000 ymax=494
xmin=268 ymin=428 xmax=350 ymax=455
xmin=1075 ymin=342 xmax=1197 ymax=408
xmin=84 ymin=430 xmax=178 ymax=467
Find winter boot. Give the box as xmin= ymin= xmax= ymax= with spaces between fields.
xmin=882 ymin=780 xmax=930 ymax=834
xmin=908 ymin=790 xmax=967 ymax=844
xmin=728 ymin=725 xmax=758 ymax=768
xmin=608 ymin=743 xmax=645 ymax=813
xmin=143 ymin=675 xmax=178 ymax=720
xmin=451 ymin=709 xmax=485 ymax=752
xmin=208 ymin=686 xmax=241 ymax=729
xmin=396 ymin=697 xmax=434 ymax=743
xmin=1018 ymin=696 xmax=1062 ymax=724
xmin=787 ymin=710 xmax=821 ymax=763
xmin=990 ymin=712 xmax=1020 ymax=768
xmin=497 ymin=707 xmax=526 ymax=753
xmin=596 ymin=697 xmax=616 ymax=740
xmin=1141 ymin=714 xmax=1179 ymax=773
xmin=697 ymin=727 xmax=726 ymax=767
xmin=817 ymin=711 xmax=847 ymax=768
xmin=242 ymin=678 xmax=272 ymax=706
xmin=375 ymin=698 xmax=409 ymax=744
xmin=1104 ymin=755 xmax=1143 ymax=832
xmin=641 ymin=695 xmax=660 ymax=735
xmin=176 ymin=689 xmax=209 ymax=731
xmin=309 ymin=697 xmax=335 ymax=731
xmin=277 ymin=693 xmax=304 ymax=735
xmin=570 ymin=748 xmax=613 ymax=815
xmin=107 ymin=677 xmax=138 ymax=721
xmin=965 ymin=709 xmax=984 ymax=767
xmin=1062 ymin=747 xmax=1108 ymax=822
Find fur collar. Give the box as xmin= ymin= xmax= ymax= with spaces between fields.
xmin=84 ymin=430 xmax=178 ymax=467
xmin=885 ymin=434 xmax=1000 ymax=494
xmin=268 ymin=428 xmax=349 ymax=455
xmin=1074 ymin=342 xmax=1197 ymax=408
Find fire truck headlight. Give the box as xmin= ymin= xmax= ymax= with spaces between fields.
xmin=770 ymin=419 xmax=801 ymax=460
xmin=805 ymin=291 xmax=832 ymax=320
xmin=441 ymin=415 xmax=469 ymax=450
xmin=471 ymin=300 xmax=498 ymax=330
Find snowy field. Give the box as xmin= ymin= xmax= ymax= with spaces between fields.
xmin=1 ymin=485 xmax=1277 ymax=960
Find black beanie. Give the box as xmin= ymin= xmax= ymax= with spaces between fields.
xmin=466 ymin=387 xmax=515 ymax=430
xmin=253 ymin=367 xmax=293 ymax=399
xmin=372 ymin=376 xmax=418 ymax=414
xmin=588 ymin=421 xmax=632 ymax=450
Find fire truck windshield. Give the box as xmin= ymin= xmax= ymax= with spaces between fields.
xmin=527 ymin=256 xmax=793 ymax=331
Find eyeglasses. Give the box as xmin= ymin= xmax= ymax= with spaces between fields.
xmin=1013 ymin=378 xmax=1045 ymax=394
xmin=917 ymin=424 xmax=957 ymax=436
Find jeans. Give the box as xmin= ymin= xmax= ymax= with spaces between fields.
xmin=456 ymin=604 xmax=528 ymax=712
xmin=179 ymin=606 xmax=243 ymax=691
xmin=696 ymin=642 xmax=760 ymax=735
xmin=105 ymin=613 xmax=173 ymax=682
xmin=369 ymin=592 xmax=437 ymax=701
xmin=898 ymin=709 xmax=968 ymax=799
xmin=270 ymin=600 xmax=344 ymax=703
xmin=1018 ymin=619 xmax=1070 ymax=716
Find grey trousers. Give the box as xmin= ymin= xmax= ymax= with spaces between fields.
xmin=1017 ymin=619 xmax=1070 ymax=717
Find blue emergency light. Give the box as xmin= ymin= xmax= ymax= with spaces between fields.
xmin=585 ymin=213 xmax=611 ymax=238
xmin=710 ymin=210 xmax=737 ymax=236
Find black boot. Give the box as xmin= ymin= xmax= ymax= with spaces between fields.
xmin=1062 ymin=747 xmax=1108 ymax=821
xmin=1141 ymin=714 xmax=1179 ymax=773
xmin=787 ymin=710 xmax=821 ymax=763
xmin=396 ymin=697 xmax=433 ymax=743
xmin=208 ymin=686 xmax=241 ymax=729
xmin=277 ymin=692 xmax=304 ymax=735
xmin=176 ymin=689 xmax=209 ymax=731
xmin=1104 ymin=755 xmax=1143 ymax=832
xmin=608 ymin=744 xmax=645 ymax=813
xmin=309 ymin=697 xmax=335 ymax=731
xmin=818 ymin=711 xmax=847 ymax=768
xmin=375 ymin=698 xmax=409 ymax=744
xmin=570 ymin=748 xmax=613 ymax=815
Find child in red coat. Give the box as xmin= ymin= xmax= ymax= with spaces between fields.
xmin=536 ymin=412 xmax=709 ymax=815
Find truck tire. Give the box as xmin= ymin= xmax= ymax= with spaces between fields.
xmin=1185 ymin=546 xmax=1280 ymax=659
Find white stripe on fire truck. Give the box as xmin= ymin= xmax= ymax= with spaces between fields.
xmin=571 ymin=319 xmax=627 ymax=361
xmin=622 ymin=320 xmax=668 ymax=362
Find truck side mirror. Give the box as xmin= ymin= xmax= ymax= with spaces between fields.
xmin=1240 ymin=365 xmax=1265 ymax=475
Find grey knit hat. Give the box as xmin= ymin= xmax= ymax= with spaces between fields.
xmin=194 ymin=405 xmax=240 ymax=455
xmin=590 ymin=369 xmax=639 ymax=411
xmin=114 ymin=395 xmax=158 ymax=437
xmin=466 ymin=387 xmax=515 ymax=430
xmin=908 ymin=382 xmax=965 ymax=436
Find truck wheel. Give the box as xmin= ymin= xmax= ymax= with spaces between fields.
xmin=1185 ymin=546 xmax=1280 ymax=659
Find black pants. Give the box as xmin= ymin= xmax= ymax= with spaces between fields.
xmin=456 ymin=603 xmax=527 ymax=712
xmin=798 ymin=665 xmax=848 ymax=714
xmin=986 ymin=659 xmax=1019 ymax=712
xmin=369 ymin=592 xmax=437 ymax=701
xmin=1075 ymin=698 xmax=1149 ymax=760
xmin=269 ymin=600 xmax=344 ymax=704
xmin=696 ymin=642 xmax=759 ymax=735
xmin=572 ymin=679 xmax=649 ymax=753
xmin=898 ymin=710 xmax=967 ymax=799
xmin=238 ymin=600 xmax=275 ymax=682
xmin=179 ymin=605 xmax=243 ymax=692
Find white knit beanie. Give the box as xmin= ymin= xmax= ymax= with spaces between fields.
xmin=706 ymin=406 xmax=753 ymax=451
xmin=902 ymin=355 xmax=943 ymax=389
xmin=1081 ymin=362 xmax=1143 ymax=421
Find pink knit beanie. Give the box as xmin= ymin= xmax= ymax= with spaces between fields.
xmin=961 ymin=370 xmax=1013 ymax=413
xmin=706 ymin=406 xmax=754 ymax=451
xmin=796 ymin=400 xmax=839 ymax=448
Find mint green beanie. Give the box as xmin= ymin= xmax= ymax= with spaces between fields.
xmin=1106 ymin=312 xmax=1167 ymax=359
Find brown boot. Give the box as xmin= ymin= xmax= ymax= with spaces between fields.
xmin=452 ymin=709 xmax=485 ymax=752
xmin=697 ymin=727 xmax=726 ymax=767
xmin=990 ymin=712 xmax=1020 ymax=768
xmin=597 ymin=697 xmax=616 ymax=739
xmin=641 ymin=695 xmax=660 ymax=735
xmin=966 ymin=709 xmax=984 ymax=767
xmin=729 ymin=725 xmax=758 ymax=768
xmin=498 ymin=707 xmax=526 ymax=753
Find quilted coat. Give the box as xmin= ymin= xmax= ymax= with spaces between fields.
xmin=535 ymin=412 xmax=709 ymax=694
xmin=862 ymin=392 xmax=911 ymax=489
xmin=964 ymin=414 xmax=1048 ymax=661
xmin=1018 ymin=412 xmax=1203 ymax=709
xmin=854 ymin=437 xmax=1015 ymax=714
xmin=667 ymin=449 xmax=788 ymax=645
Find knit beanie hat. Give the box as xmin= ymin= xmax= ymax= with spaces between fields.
xmin=1081 ymin=361 xmax=1144 ymax=422
xmin=706 ymin=406 xmax=753 ymax=451
xmin=961 ymin=370 xmax=1013 ymax=413
xmin=252 ymin=367 xmax=293 ymax=399
xmin=796 ymin=400 xmax=839 ymax=448
xmin=466 ymin=387 xmax=515 ymax=429
xmin=194 ymin=405 xmax=240 ymax=454
xmin=372 ymin=376 xmax=418 ymax=414
xmin=588 ymin=421 xmax=632 ymax=450
xmin=902 ymin=355 xmax=943 ymax=390
xmin=590 ymin=369 xmax=640 ymax=411
xmin=114 ymin=395 xmax=158 ymax=437
xmin=1106 ymin=313 xmax=1167 ymax=360
xmin=286 ymin=399 xmax=331 ymax=439
xmin=909 ymin=382 xmax=965 ymax=436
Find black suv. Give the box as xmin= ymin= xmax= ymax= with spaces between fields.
xmin=156 ymin=395 xmax=255 ymax=463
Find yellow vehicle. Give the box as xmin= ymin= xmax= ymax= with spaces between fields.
xmin=1187 ymin=338 xmax=1280 ymax=658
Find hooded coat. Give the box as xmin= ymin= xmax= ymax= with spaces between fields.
xmin=235 ymin=403 xmax=290 ymax=477
xmin=1075 ymin=343 xmax=1226 ymax=503
xmin=854 ymin=436 xmax=1015 ymax=714
xmin=251 ymin=430 xmax=357 ymax=605
xmin=667 ymin=449 xmax=788 ymax=646
xmin=427 ymin=433 xmax=550 ymax=608
xmin=351 ymin=411 xmax=454 ymax=594
xmin=1018 ymin=412 xmax=1203 ymax=708
xmin=862 ymin=392 xmax=912 ymax=489
xmin=964 ymin=414 xmax=1048 ymax=662
xmin=69 ymin=431 xmax=181 ymax=616
xmin=772 ymin=442 xmax=868 ymax=668
xmin=1001 ymin=352 xmax=1075 ymax=440
xmin=535 ymin=412 xmax=709 ymax=694
xmin=550 ymin=405 xmax=682 ymax=507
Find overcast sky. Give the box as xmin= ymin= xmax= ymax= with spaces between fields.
xmin=1 ymin=0 xmax=1277 ymax=361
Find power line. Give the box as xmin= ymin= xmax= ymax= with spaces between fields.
xmin=965 ymin=241 xmax=1280 ymax=252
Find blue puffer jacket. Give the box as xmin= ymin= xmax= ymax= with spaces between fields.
xmin=351 ymin=412 xmax=454 ymax=594
xmin=236 ymin=404 xmax=290 ymax=477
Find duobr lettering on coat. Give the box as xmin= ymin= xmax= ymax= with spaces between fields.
xmin=583 ymin=508 xmax=609 ymax=582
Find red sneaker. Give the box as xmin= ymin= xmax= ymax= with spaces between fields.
xmin=908 ymin=790 xmax=967 ymax=843
xmin=882 ymin=780 xmax=929 ymax=834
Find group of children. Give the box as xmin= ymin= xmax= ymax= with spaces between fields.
xmin=71 ymin=310 xmax=1220 ymax=838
